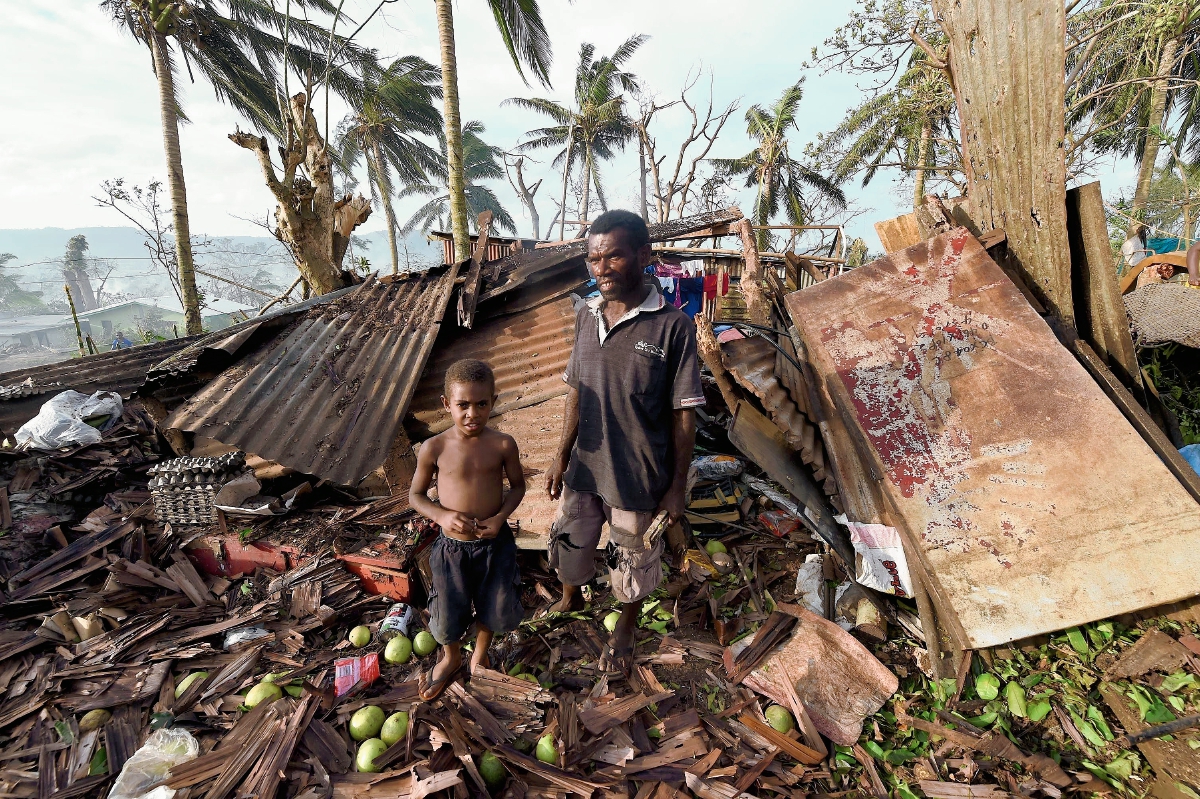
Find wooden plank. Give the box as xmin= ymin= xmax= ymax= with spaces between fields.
xmin=787 ymin=228 xmax=1200 ymax=649
xmin=874 ymin=212 xmax=922 ymax=254
xmin=727 ymin=402 xmax=852 ymax=564
xmin=578 ymin=691 xmax=672 ymax=736
xmin=12 ymin=519 xmax=135 ymax=585
xmin=1065 ymin=182 xmax=1142 ymax=389
xmin=1070 ymin=338 xmax=1200 ymax=505
xmin=457 ymin=211 xmax=494 ymax=328
xmin=735 ymin=713 xmax=824 ymax=765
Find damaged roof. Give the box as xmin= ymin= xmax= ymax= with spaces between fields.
xmin=165 ymin=269 xmax=459 ymax=486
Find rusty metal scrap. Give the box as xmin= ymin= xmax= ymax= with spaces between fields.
xmin=788 ymin=228 xmax=1200 ymax=648
xmin=165 ymin=269 xmax=458 ymax=487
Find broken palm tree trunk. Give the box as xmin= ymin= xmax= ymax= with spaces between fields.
xmin=786 ymin=228 xmax=1200 ymax=649
xmin=694 ymin=315 xmax=742 ymax=413
xmin=736 ymin=219 xmax=772 ymax=326
xmin=231 ymin=93 xmax=372 ymax=296
xmin=932 ymin=0 xmax=1074 ymax=324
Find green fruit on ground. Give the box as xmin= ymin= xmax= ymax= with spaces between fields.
xmin=705 ymin=540 xmax=727 ymax=555
xmin=512 ymin=737 xmax=533 ymax=753
xmin=79 ymin=709 xmax=111 ymax=732
xmin=349 ymin=706 xmax=386 ymax=741
xmin=535 ymin=734 xmax=558 ymax=764
xmin=261 ymin=671 xmax=289 ymax=684
xmin=413 ymin=631 xmax=437 ymax=657
xmin=517 ymin=673 xmax=539 ymax=684
xmin=356 ymin=738 xmax=387 ymax=773
xmin=479 ymin=751 xmax=507 ymax=790
xmin=381 ymin=712 xmax=409 ymax=746
xmin=245 ymin=682 xmax=282 ymax=708
xmin=765 ymin=706 xmax=794 ymax=733
xmin=384 ymin=635 xmax=413 ymax=665
xmin=284 ymin=685 xmax=304 ymax=698
xmin=348 ymin=625 xmax=371 ymax=647
xmin=174 ymin=671 xmax=208 ymax=697
xmin=603 ymin=611 xmax=621 ymax=632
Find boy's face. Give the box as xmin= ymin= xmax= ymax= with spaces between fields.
xmin=442 ymin=380 xmax=495 ymax=437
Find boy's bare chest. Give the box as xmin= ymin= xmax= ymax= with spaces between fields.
xmin=436 ymin=445 xmax=502 ymax=478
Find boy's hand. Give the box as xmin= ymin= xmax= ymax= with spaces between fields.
xmin=475 ymin=516 xmax=505 ymax=539
xmin=441 ymin=512 xmax=479 ymax=538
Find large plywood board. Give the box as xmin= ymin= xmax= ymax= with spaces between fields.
xmin=786 ymin=228 xmax=1200 ymax=648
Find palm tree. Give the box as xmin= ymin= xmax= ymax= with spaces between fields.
xmin=337 ymin=56 xmax=443 ymax=274
xmin=507 ymin=35 xmax=647 ymax=237
xmin=101 ymin=0 xmax=371 ymax=332
xmin=713 ymin=80 xmax=846 ymax=249
xmin=400 ymin=121 xmax=517 ymax=237
xmin=816 ymin=49 xmax=959 ymax=209
xmin=434 ymin=0 xmax=553 ymax=263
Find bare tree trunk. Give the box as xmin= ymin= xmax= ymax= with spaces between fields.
xmin=507 ymin=156 xmax=541 ymax=238
xmin=580 ymin=147 xmax=593 ymax=229
xmin=151 ymin=30 xmax=202 ymax=335
xmin=232 ymin=93 xmax=371 ymax=295
xmin=559 ymin=125 xmax=575 ymax=240
xmin=1129 ymin=35 xmax=1181 ymax=236
xmin=913 ymin=121 xmax=931 ymax=209
xmin=434 ymin=0 xmax=470 ymax=263
xmin=638 ymin=131 xmax=649 ymax=222
xmin=934 ymin=0 xmax=1074 ymax=324
xmin=737 ymin=218 xmax=772 ymax=326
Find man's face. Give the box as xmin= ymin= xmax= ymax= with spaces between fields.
xmin=587 ymin=229 xmax=650 ymax=301
xmin=442 ymin=380 xmax=495 ymax=437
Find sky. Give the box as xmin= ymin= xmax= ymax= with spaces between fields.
xmin=1 ymin=0 xmax=1139 ymax=258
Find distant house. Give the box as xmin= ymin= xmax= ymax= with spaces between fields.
xmin=0 ymin=315 xmax=76 ymax=349
xmin=75 ymin=297 xmax=256 ymax=343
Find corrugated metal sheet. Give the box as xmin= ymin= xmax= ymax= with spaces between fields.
xmin=0 ymin=337 xmax=200 ymax=432
xmin=487 ymin=395 xmax=568 ymax=549
xmin=406 ymin=294 xmax=577 ymax=438
xmin=165 ymin=269 xmax=458 ymax=486
xmin=788 ymin=228 xmax=1200 ymax=648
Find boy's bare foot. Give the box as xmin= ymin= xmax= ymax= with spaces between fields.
xmin=548 ymin=584 xmax=586 ymax=614
xmin=420 ymin=645 xmax=461 ymax=701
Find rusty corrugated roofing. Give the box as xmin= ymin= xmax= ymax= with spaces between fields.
xmin=406 ymin=293 xmax=577 ymax=439
xmin=0 ymin=337 xmax=201 ymax=432
xmin=164 ymin=269 xmax=458 ymax=486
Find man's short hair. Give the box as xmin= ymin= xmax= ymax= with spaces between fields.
xmin=444 ymin=358 xmax=496 ymax=396
xmin=589 ymin=210 xmax=650 ymax=251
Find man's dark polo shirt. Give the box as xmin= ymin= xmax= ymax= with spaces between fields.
xmin=563 ymin=285 xmax=705 ymax=512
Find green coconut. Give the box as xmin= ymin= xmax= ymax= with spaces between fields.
xmin=245 ymin=681 xmax=282 ymax=708
xmin=356 ymin=738 xmax=387 ymax=773
xmin=174 ymin=671 xmax=209 ymax=698
xmin=704 ymin=540 xmax=727 ymax=555
xmin=479 ymin=751 xmax=507 ymax=790
xmin=413 ymin=631 xmax=437 ymax=657
xmin=348 ymin=625 xmax=371 ymax=647
xmin=765 ymin=706 xmax=794 ymax=733
xmin=381 ymin=712 xmax=409 ymax=746
xmin=79 ymin=709 xmax=111 ymax=732
xmin=535 ymin=734 xmax=558 ymax=765
xmin=384 ymin=635 xmax=413 ymax=665
xmin=349 ymin=706 xmax=386 ymax=741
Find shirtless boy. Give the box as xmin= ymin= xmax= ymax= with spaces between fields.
xmin=409 ymin=359 xmax=526 ymax=701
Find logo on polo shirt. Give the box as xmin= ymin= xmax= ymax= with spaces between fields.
xmin=634 ymin=340 xmax=665 ymax=360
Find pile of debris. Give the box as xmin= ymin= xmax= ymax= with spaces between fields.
xmin=0 ymin=198 xmax=1199 ymax=799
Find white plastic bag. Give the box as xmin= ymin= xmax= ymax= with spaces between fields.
xmin=15 ymin=390 xmax=123 ymax=450
xmin=108 ymin=727 xmax=199 ymax=799
xmin=835 ymin=514 xmax=914 ymax=599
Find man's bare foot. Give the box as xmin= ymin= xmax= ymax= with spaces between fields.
xmin=548 ymin=584 xmax=586 ymax=614
xmin=420 ymin=644 xmax=461 ymax=701
xmin=600 ymin=603 xmax=639 ymax=676
xmin=469 ymin=646 xmax=490 ymax=673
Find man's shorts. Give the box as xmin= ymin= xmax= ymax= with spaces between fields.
xmin=548 ymin=486 xmax=664 ymax=604
xmin=428 ymin=523 xmax=525 ymax=645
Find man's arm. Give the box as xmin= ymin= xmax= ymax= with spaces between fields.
xmin=658 ymin=408 xmax=696 ymax=523
xmin=479 ymin=437 xmax=527 ymax=538
xmin=408 ymin=440 xmax=475 ymax=537
xmin=545 ymin=386 xmax=579 ymax=499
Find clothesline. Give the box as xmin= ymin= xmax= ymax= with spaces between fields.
xmin=1104 ymin=203 xmax=1196 ymax=247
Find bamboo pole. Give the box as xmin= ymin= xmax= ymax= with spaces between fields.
xmin=64 ymin=285 xmax=87 ymax=357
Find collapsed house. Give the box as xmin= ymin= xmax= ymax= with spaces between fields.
xmin=1 ymin=191 xmax=1199 ymax=799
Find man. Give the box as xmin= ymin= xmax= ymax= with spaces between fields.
xmin=545 ymin=210 xmax=703 ymax=673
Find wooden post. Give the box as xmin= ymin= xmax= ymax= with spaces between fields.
xmin=64 ymin=285 xmax=86 ymax=357
xmin=933 ymin=0 xmax=1075 ymax=325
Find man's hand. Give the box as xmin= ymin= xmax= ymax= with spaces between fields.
xmin=658 ymin=485 xmax=687 ymax=525
xmin=441 ymin=512 xmax=479 ymax=538
xmin=545 ymin=453 xmax=569 ymax=500
xmin=475 ymin=515 xmax=504 ymax=540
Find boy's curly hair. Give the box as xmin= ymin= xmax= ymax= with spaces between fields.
xmin=443 ymin=358 xmax=496 ymax=396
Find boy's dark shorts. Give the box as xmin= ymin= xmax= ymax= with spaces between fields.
xmin=428 ymin=523 xmax=525 ymax=645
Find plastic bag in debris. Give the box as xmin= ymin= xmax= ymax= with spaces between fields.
xmin=835 ymin=514 xmax=913 ymax=598
xmin=15 ymin=390 xmax=122 ymax=450
xmin=690 ymin=455 xmax=743 ymax=481
xmin=334 ymin=652 xmax=380 ymax=697
xmin=1182 ymin=444 xmax=1200 ymax=478
xmin=108 ymin=727 xmax=199 ymax=799
xmin=223 ymin=625 xmax=270 ymax=650
xmin=758 ymin=509 xmax=800 ymax=538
